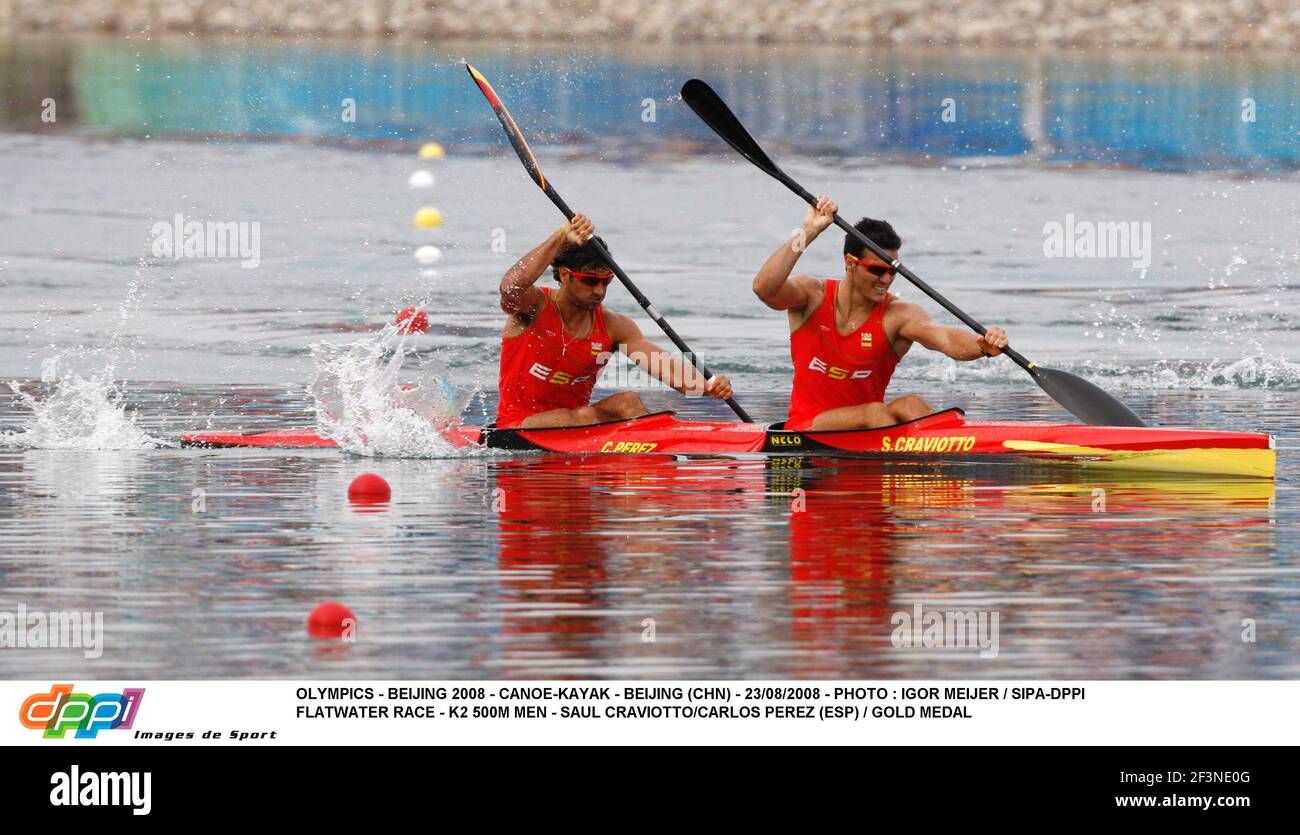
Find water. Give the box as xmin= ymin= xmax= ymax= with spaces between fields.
xmin=3 ymin=135 xmax=1298 ymax=392
xmin=5 ymin=37 xmax=1300 ymax=171
xmin=0 ymin=36 xmax=1297 ymax=679
xmin=1 ymin=383 xmax=1293 ymax=679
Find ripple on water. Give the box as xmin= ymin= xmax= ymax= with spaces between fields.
xmin=0 ymin=384 xmax=1293 ymax=679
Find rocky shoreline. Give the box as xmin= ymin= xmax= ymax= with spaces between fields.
xmin=4 ymin=0 xmax=1300 ymax=49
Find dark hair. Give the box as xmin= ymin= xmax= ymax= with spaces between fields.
xmin=552 ymin=237 xmax=611 ymax=281
xmin=844 ymin=218 xmax=901 ymax=258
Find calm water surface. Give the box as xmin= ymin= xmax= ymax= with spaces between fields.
xmin=1 ymin=385 xmax=1293 ymax=679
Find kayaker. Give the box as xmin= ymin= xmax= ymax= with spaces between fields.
xmin=753 ymin=197 xmax=1009 ymax=431
xmin=497 ymin=213 xmax=733 ymax=427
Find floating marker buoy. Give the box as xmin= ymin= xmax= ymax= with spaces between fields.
xmin=418 ymin=142 xmax=446 ymax=160
xmin=395 ymin=307 xmax=429 ymax=334
xmin=414 ymin=207 xmax=443 ymax=229
xmin=348 ymin=472 xmax=391 ymax=502
xmin=408 ymin=169 xmax=435 ymax=189
xmin=307 ymin=602 xmax=356 ymax=639
xmin=414 ymin=244 xmax=443 ymax=265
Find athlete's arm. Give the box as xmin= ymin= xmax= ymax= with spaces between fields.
xmin=752 ymin=197 xmax=838 ymax=311
xmin=896 ymin=304 xmax=1009 ymax=361
xmin=607 ymin=313 xmax=734 ymax=399
xmin=499 ymin=214 xmax=595 ymax=318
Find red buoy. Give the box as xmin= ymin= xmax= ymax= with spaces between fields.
xmin=396 ymin=307 xmax=429 ymax=334
xmin=345 ymin=470 xmax=390 ymax=509
xmin=307 ymin=602 xmax=356 ymax=639
xmin=348 ymin=473 xmax=391 ymax=503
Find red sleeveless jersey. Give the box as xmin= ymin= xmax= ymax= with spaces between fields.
xmin=786 ymin=280 xmax=899 ymax=430
xmin=496 ymin=287 xmax=613 ymax=427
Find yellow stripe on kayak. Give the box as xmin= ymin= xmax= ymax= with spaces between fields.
xmin=1022 ymin=480 xmax=1275 ymax=502
xmin=1000 ymin=441 xmax=1276 ymax=479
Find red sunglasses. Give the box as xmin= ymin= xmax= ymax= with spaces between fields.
xmin=567 ymin=269 xmax=615 ymax=288
xmin=846 ymin=254 xmax=896 ymax=277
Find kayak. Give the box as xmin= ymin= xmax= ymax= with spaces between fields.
xmin=181 ymin=408 xmax=1276 ymax=479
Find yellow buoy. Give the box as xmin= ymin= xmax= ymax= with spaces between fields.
xmin=418 ymin=142 xmax=446 ymax=160
xmin=414 ymin=207 xmax=443 ymax=229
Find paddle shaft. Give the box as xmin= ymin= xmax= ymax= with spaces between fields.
xmin=542 ymin=184 xmax=754 ymax=421
xmin=774 ymin=172 xmax=1035 ymax=372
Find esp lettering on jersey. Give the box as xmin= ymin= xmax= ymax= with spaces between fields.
xmin=807 ymin=356 xmax=873 ymax=380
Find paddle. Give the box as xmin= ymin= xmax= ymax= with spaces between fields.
xmin=466 ymin=64 xmax=753 ymax=424
xmin=680 ymin=78 xmax=1146 ymax=428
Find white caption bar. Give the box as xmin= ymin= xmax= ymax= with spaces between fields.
xmin=2 ymin=681 xmax=1293 ymax=746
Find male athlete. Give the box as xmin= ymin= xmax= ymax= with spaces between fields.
xmin=753 ymin=197 xmax=1009 ymax=431
xmin=497 ymin=213 xmax=732 ymax=427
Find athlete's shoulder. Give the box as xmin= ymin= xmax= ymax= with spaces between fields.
xmin=884 ymin=299 xmax=930 ymax=342
xmin=789 ymin=274 xmax=829 ymax=308
xmin=601 ymin=307 xmax=638 ymax=338
xmin=511 ymin=291 xmax=548 ymax=327
xmin=790 ymin=274 xmax=826 ymax=294
xmin=885 ymin=298 xmax=928 ymax=321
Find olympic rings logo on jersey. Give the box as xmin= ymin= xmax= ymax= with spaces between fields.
xmin=807 ymin=356 xmax=873 ymax=380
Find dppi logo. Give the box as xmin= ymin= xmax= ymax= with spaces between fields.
xmin=19 ymin=684 xmax=145 ymax=739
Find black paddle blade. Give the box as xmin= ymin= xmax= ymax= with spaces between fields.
xmin=681 ymin=79 xmax=782 ymax=176
xmin=1029 ymin=365 xmax=1146 ymax=427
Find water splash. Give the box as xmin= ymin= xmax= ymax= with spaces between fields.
xmin=2 ymin=272 xmax=160 ymax=450
xmin=2 ymin=357 xmax=158 ymax=450
xmin=310 ymin=323 xmax=477 ymax=457
xmin=893 ymin=351 xmax=1300 ymax=391
xmin=1168 ymin=354 xmax=1300 ymax=391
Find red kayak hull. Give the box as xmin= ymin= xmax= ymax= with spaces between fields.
xmin=181 ymin=409 xmax=1275 ymax=478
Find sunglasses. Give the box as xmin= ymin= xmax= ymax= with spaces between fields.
xmin=567 ymin=269 xmax=615 ymax=288
xmin=845 ymin=254 xmax=896 ymax=277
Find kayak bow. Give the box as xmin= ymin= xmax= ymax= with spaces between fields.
xmin=181 ymin=409 xmax=1275 ymax=479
